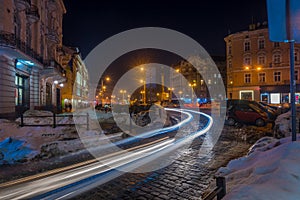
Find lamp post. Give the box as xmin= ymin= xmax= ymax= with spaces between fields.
xmin=189 ymin=82 xmax=196 ymax=104
xmin=140 ymin=79 xmax=146 ymax=104
xmin=168 ymin=88 xmax=174 ymax=101
xmin=120 ymin=90 xmax=126 ymax=104
xmin=100 ymin=76 xmax=110 ymax=104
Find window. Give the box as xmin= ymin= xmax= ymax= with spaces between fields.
xmin=274 ymin=71 xmax=281 ymax=82
xmin=244 ymin=73 xmax=251 ymax=83
xmin=273 ymin=54 xmax=281 ymax=64
xmin=228 ymin=46 xmax=232 ymax=55
xmin=259 ymin=73 xmax=266 ymax=82
xmin=15 ymin=76 xmax=24 ymax=105
xmin=274 ymin=42 xmax=280 ymax=48
xmin=295 ymin=51 xmax=299 ymax=62
xmin=228 ymin=60 xmax=232 ymax=68
xmin=258 ymin=55 xmax=266 ymax=65
xmin=244 ymin=41 xmax=250 ymax=51
xmin=258 ymin=39 xmax=265 ymax=49
xmin=295 ymin=70 xmax=298 ymax=81
xmin=15 ymin=75 xmax=29 ymax=106
xmin=244 ymin=57 xmax=251 ymax=65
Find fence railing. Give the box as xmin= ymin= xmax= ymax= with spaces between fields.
xmin=20 ymin=113 xmax=89 ymax=130
xmin=0 ymin=31 xmax=44 ymax=64
xmin=203 ymin=176 xmax=226 ymax=200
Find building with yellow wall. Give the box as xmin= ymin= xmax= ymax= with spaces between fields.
xmin=225 ymin=22 xmax=300 ymax=104
xmin=61 ymin=46 xmax=88 ymax=112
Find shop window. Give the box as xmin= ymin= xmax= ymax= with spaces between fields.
xmin=15 ymin=74 xmax=30 ymax=109
xmin=271 ymin=93 xmax=281 ymax=104
xmin=240 ymin=90 xmax=253 ymax=100
xmin=261 ymin=93 xmax=269 ymax=103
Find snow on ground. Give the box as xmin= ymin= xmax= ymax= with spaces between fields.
xmin=0 ymin=110 xmax=101 ymax=165
xmin=216 ymin=135 xmax=300 ymax=200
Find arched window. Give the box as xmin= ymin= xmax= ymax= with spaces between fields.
xmin=273 ymin=53 xmax=281 ymax=64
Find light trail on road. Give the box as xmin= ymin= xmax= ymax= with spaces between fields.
xmin=0 ymin=109 xmax=213 ymax=200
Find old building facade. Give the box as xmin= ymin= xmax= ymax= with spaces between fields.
xmin=225 ymin=23 xmax=300 ymax=104
xmin=170 ymin=56 xmax=226 ymax=103
xmin=0 ymin=0 xmax=67 ymax=117
xmin=61 ymin=46 xmax=89 ymax=112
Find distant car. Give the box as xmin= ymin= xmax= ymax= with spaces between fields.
xmin=226 ymin=103 xmax=269 ymax=126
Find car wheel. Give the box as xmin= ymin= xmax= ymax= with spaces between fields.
xmin=255 ymin=118 xmax=265 ymax=127
xmin=227 ymin=117 xmax=236 ymax=126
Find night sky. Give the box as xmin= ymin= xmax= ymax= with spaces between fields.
xmin=62 ymin=0 xmax=267 ymax=59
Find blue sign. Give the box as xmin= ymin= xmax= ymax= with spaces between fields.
xmin=267 ymin=0 xmax=300 ymax=42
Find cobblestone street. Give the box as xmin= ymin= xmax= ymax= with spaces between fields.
xmin=75 ymin=125 xmax=256 ymax=200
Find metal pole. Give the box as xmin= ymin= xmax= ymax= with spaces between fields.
xmin=53 ymin=112 xmax=56 ymax=128
xmin=216 ymin=176 xmax=226 ymax=200
xmin=286 ymin=0 xmax=297 ymax=141
xmin=86 ymin=113 xmax=89 ymax=130
xmin=143 ymin=82 xmax=146 ymax=104
xmin=290 ymin=40 xmax=297 ymax=141
xmin=21 ymin=113 xmax=24 ymax=127
xmin=101 ymin=79 xmax=103 ymax=105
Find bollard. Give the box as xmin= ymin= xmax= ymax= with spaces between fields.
xmin=216 ymin=176 xmax=226 ymax=200
xmin=53 ymin=112 xmax=56 ymax=128
xmin=86 ymin=113 xmax=89 ymax=130
xmin=20 ymin=113 xmax=24 ymax=127
xmin=130 ymin=112 xmax=132 ymax=133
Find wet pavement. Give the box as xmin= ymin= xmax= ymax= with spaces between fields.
xmin=74 ymin=125 xmax=253 ymax=200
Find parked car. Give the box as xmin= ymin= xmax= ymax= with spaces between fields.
xmin=227 ymin=99 xmax=278 ymax=121
xmin=259 ymin=101 xmax=283 ymax=115
xmin=226 ymin=103 xmax=269 ymax=126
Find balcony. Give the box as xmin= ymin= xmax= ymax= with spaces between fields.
xmin=42 ymin=59 xmax=66 ymax=81
xmin=15 ymin=0 xmax=31 ymax=11
xmin=0 ymin=31 xmax=44 ymax=64
xmin=46 ymin=29 xmax=60 ymax=44
xmin=26 ymin=5 xmax=40 ymax=23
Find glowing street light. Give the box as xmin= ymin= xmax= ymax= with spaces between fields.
xmin=120 ymin=90 xmax=127 ymax=104
xmin=100 ymin=76 xmax=110 ymax=104
xmin=189 ymin=82 xmax=196 ymax=104
xmin=140 ymin=79 xmax=146 ymax=104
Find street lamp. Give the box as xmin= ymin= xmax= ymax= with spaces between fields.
xmin=189 ymin=82 xmax=196 ymax=104
xmin=168 ymin=88 xmax=174 ymax=100
xmin=120 ymin=90 xmax=127 ymax=104
xmin=100 ymin=76 xmax=110 ymax=104
xmin=140 ymin=79 xmax=146 ymax=104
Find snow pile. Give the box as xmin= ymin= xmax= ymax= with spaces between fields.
xmin=274 ymin=110 xmax=300 ymax=138
xmin=216 ymin=135 xmax=300 ymax=200
xmin=0 ymin=118 xmax=94 ymax=163
xmin=15 ymin=110 xmax=54 ymax=125
xmin=0 ymin=137 xmax=38 ymax=164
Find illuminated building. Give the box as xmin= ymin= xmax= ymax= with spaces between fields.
xmin=61 ymin=46 xmax=89 ymax=111
xmin=0 ymin=0 xmax=67 ymax=117
xmin=225 ymin=22 xmax=300 ymax=104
